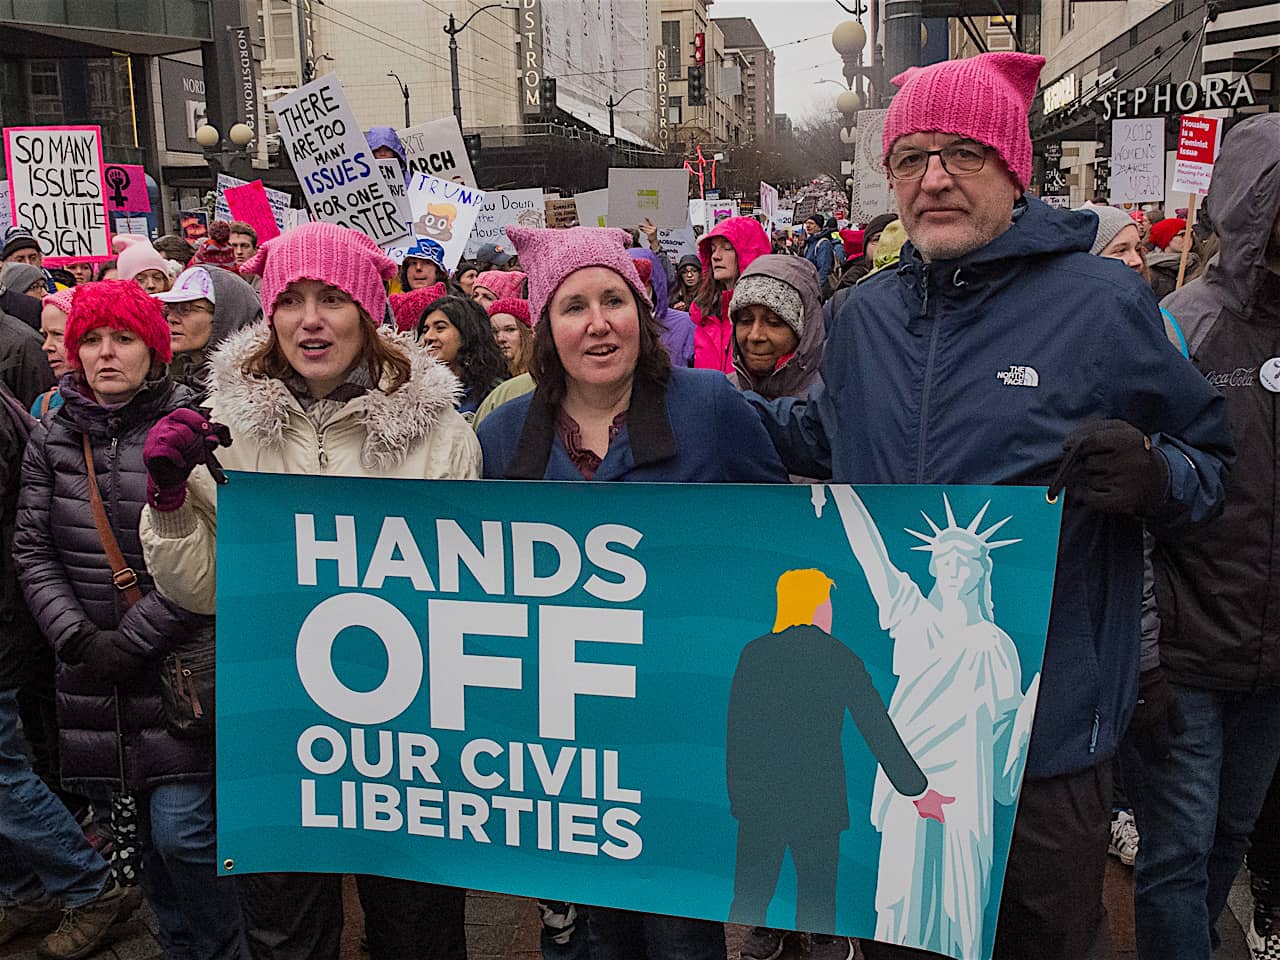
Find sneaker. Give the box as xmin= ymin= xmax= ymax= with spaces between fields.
xmin=1109 ymin=810 xmax=1139 ymax=867
xmin=1248 ymin=917 xmax=1280 ymax=960
xmin=740 ymin=927 xmax=798 ymax=960
xmin=0 ymin=899 xmax=61 ymax=946
xmin=805 ymin=935 xmax=862 ymax=960
xmin=36 ymin=881 xmax=141 ymax=960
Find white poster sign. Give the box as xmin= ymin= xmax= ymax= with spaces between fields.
xmin=851 ymin=109 xmax=894 ymax=223
xmin=112 ymin=216 xmax=151 ymax=235
xmin=709 ymin=200 xmax=738 ymax=225
xmin=215 ymin=173 xmax=292 ymax=229
xmin=465 ymin=188 xmax=545 ymax=257
xmin=0 ymin=182 xmax=10 ymax=234
xmin=1109 ymin=117 xmax=1165 ymax=204
xmin=656 ymin=226 xmax=697 ymax=262
xmin=759 ymin=181 xmax=779 ymax=221
xmin=402 ymin=173 xmax=486 ymax=271
xmin=3 ymin=125 xmax=110 ymax=262
xmin=607 ymin=168 xmax=690 ymax=228
xmin=573 ymin=188 xmax=609 ymax=228
xmin=271 ymin=75 xmax=404 ymax=245
xmin=398 ymin=118 xmax=477 ymax=188
xmin=376 ymin=158 xmax=411 ymax=238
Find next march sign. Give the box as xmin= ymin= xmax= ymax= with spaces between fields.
xmin=216 ymin=473 xmax=1064 ymax=960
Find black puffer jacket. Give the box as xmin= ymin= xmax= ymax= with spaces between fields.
xmin=14 ymin=373 xmax=213 ymax=789
xmin=0 ymin=384 xmax=45 ymax=693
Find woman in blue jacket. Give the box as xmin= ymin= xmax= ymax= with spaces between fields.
xmin=477 ymin=224 xmax=784 ymax=960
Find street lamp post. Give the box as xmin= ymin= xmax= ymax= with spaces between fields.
xmin=444 ymin=2 xmax=519 ymax=129
xmin=388 ymin=71 xmax=411 ymax=128
xmin=196 ymin=122 xmax=255 ymax=183
xmin=606 ymin=87 xmax=648 ymax=142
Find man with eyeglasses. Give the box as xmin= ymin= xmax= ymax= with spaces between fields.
xmin=747 ymin=52 xmax=1232 ymax=960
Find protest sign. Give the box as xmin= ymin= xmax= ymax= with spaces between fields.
xmin=573 ymin=189 xmax=609 ymax=228
xmin=606 ymin=168 xmax=690 ymax=228
xmin=770 ymin=208 xmax=793 ymax=232
xmin=759 ymin=181 xmax=779 ymax=222
xmin=0 ymin=182 xmax=10 ymax=234
xmin=850 ymin=109 xmax=894 ymax=222
xmin=464 ymin=188 xmax=544 ymax=257
xmin=4 ymin=125 xmax=110 ymax=263
xmin=272 ymin=75 xmax=404 ymax=245
xmin=792 ymin=196 xmax=818 ymax=224
xmin=404 ymin=173 xmax=486 ymax=271
xmin=398 ymin=118 xmax=477 ymax=188
xmin=216 ymin=473 xmax=1061 ymax=960
xmin=179 ymin=210 xmax=208 ymax=244
xmin=376 ymin=159 xmax=411 ymax=238
xmin=656 ymin=226 xmax=697 ymax=261
xmin=710 ymin=200 xmax=738 ymax=224
xmin=1109 ymin=117 xmax=1165 ymax=204
xmin=545 ymin=197 xmax=579 ymax=228
xmin=215 ymin=174 xmax=291 ymax=229
xmin=223 ymin=180 xmax=282 ymax=244
xmin=102 ymin=163 xmax=150 ymax=213
xmin=1171 ymin=115 xmax=1221 ymax=196
xmin=112 ymin=216 xmax=150 ymax=236
xmin=687 ymin=198 xmax=708 ymax=231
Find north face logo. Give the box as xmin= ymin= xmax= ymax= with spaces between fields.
xmin=996 ymin=365 xmax=1039 ymax=387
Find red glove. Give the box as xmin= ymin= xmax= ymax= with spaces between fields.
xmin=144 ymin=408 xmax=231 ymax=511
xmin=913 ymin=789 xmax=956 ymax=824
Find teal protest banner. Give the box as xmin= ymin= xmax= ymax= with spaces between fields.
xmin=216 ymin=473 xmax=1062 ymax=960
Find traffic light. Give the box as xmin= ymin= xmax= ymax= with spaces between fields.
xmin=540 ymin=77 xmax=557 ymax=116
xmin=463 ymin=134 xmax=481 ymax=167
xmin=687 ymin=65 xmax=706 ymax=106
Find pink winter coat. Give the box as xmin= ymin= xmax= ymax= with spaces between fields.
xmin=690 ymin=217 xmax=771 ymax=373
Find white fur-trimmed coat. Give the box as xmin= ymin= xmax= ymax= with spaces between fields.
xmin=140 ymin=322 xmax=481 ymax=613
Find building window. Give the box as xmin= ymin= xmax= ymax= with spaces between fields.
xmin=668 ymin=95 xmax=682 ymax=124
xmin=661 ymin=20 xmax=682 ymax=80
xmin=271 ymin=0 xmax=296 ymax=61
xmin=1061 ymin=0 xmax=1075 ymax=35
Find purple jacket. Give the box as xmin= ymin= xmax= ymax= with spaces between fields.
xmin=630 ymin=248 xmax=694 ymax=367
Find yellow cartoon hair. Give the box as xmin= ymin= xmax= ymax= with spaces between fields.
xmin=773 ymin=569 xmax=835 ymax=632
xmin=427 ymin=202 xmax=457 ymax=221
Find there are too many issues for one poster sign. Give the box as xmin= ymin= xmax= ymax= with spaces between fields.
xmin=4 ymin=126 xmax=110 ymax=262
xmin=287 ymin=512 xmax=646 ymax=861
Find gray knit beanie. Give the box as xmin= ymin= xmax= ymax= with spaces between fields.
xmin=728 ymin=274 xmax=804 ymax=337
xmin=1078 ymin=202 xmax=1137 ymax=256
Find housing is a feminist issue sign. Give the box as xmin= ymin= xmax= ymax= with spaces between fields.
xmin=216 ymin=473 xmax=1063 ymax=960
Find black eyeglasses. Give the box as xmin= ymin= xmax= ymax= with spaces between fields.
xmin=886 ymin=142 xmax=990 ymax=181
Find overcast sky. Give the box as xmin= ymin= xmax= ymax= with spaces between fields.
xmin=709 ymin=0 xmax=866 ymax=122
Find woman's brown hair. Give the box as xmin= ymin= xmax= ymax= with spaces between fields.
xmin=507 ymin=322 xmax=534 ymax=378
xmin=241 ymin=309 xmax=412 ymax=394
xmin=529 ymin=284 xmax=670 ymax=408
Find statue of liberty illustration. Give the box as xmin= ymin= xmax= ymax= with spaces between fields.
xmin=813 ymin=485 xmax=1041 ymax=960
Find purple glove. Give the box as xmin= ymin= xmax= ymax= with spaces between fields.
xmin=144 ymin=408 xmax=231 ymax=511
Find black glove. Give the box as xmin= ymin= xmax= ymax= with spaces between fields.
xmin=1050 ymin=420 xmax=1170 ymax=515
xmin=1130 ymin=666 xmax=1185 ymax=761
xmin=78 ymin=629 xmax=150 ymax=684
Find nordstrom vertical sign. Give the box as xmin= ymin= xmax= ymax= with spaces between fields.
xmin=656 ymin=46 xmax=669 ymax=150
xmin=230 ymin=26 xmax=259 ymax=143
xmin=520 ymin=0 xmax=544 ymax=117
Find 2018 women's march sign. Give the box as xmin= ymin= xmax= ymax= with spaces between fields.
xmin=216 ymin=473 xmax=1063 ymax=960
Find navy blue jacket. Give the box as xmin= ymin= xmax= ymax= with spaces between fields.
xmin=478 ymin=365 xmax=786 ymax=483
xmin=752 ymin=197 xmax=1233 ymax=780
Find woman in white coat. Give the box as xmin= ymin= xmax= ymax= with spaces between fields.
xmin=138 ymin=222 xmax=480 ymax=960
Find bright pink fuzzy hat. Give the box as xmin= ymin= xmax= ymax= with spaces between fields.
xmin=65 ymin=279 xmax=172 ymax=370
xmin=472 ymin=270 xmax=527 ymax=302
xmin=882 ymin=52 xmax=1045 ymax=190
xmin=112 ymin=234 xmax=170 ymax=282
xmin=487 ymin=297 xmax=531 ymax=328
xmin=504 ymin=226 xmax=650 ymax=323
xmin=389 ymin=282 xmax=447 ymax=333
xmin=242 ymin=222 xmax=397 ymax=325
xmin=43 ymin=286 xmax=77 ymax=317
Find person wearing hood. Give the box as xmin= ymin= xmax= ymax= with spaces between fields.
xmin=138 ymin=222 xmax=480 ymax=960
xmin=365 ymin=126 xmax=409 ymax=185
xmin=1128 ymin=113 xmax=1280 ymax=960
xmin=114 ymin=235 xmax=173 ymax=295
xmin=671 ymin=253 xmax=701 ymax=312
xmin=824 ymin=216 xmax=906 ymax=330
xmin=690 ymin=216 xmax=770 ymax=374
xmin=0 ymin=266 xmax=55 ymax=408
xmin=834 ymin=213 xmax=898 ymax=294
xmin=1145 ymin=217 xmax=1199 ymax=300
xmin=800 ymin=215 xmax=835 ymax=293
xmin=629 ymin=247 xmax=695 ymax=367
xmin=748 ymin=53 xmax=1231 ymax=960
xmin=472 ymin=269 xmax=527 ymax=307
xmin=0 ymin=262 xmax=47 ymax=301
xmin=155 ymin=265 xmax=263 ymax=399
xmin=728 ymin=255 xmax=824 ymax=401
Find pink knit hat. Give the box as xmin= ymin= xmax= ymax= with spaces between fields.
xmin=43 ymin=286 xmax=77 ymax=317
xmin=472 ymin=270 xmax=528 ymax=302
xmin=65 ymin=280 xmax=172 ymax=369
xmin=389 ymin=282 xmax=447 ymax=333
xmin=242 ymin=222 xmax=398 ymax=325
xmin=882 ymin=52 xmax=1045 ymax=189
xmin=487 ymin=297 xmax=532 ymax=328
xmin=112 ymin=234 xmax=171 ymax=282
xmin=504 ymin=226 xmax=650 ymax=324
